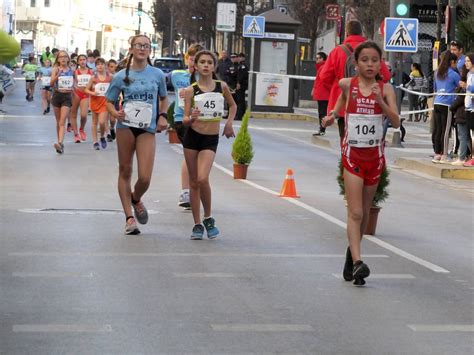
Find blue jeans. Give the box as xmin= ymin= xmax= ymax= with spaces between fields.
xmin=457 ymin=122 xmax=469 ymax=160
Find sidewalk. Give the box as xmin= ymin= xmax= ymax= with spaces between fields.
xmin=251 ymin=107 xmax=474 ymax=181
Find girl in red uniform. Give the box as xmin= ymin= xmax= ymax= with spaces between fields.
xmin=323 ymin=41 xmax=399 ymax=285
xmin=70 ymin=54 xmax=93 ymax=142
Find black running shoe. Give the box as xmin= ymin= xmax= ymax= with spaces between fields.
xmin=352 ymin=260 xmax=370 ymax=285
xmin=343 ymin=247 xmax=353 ymax=281
xmin=110 ymin=129 xmax=116 ymax=140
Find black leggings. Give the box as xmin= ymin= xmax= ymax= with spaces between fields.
xmin=432 ymin=104 xmax=449 ymax=155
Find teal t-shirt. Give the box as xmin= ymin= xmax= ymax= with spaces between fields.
xmin=106 ymin=65 xmax=167 ymax=133
xmin=171 ymin=69 xmax=191 ymax=122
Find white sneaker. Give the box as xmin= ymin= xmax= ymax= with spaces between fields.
xmin=451 ymin=159 xmax=466 ymax=166
xmin=178 ymin=191 xmax=190 ymax=209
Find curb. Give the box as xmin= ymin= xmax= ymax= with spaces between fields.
xmin=395 ymin=158 xmax=474 ymax=180
xmin=250 ymin=112 xmax=316 ymax=121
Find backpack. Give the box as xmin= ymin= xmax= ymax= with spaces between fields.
xmin=339 ymin=44 xmax=356 ymax=78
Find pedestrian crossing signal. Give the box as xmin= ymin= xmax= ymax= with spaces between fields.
xmin=395 ymin=0 xmax=410 ymax=17
xmin=386 ymin=21 xmax=414 ymax=47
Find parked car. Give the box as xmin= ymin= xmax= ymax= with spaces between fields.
xmin=152 ymin=57 xmax=185 ymax=91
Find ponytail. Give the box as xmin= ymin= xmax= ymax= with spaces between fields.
xmin=123 ymin=54 xmax=133 ymax=86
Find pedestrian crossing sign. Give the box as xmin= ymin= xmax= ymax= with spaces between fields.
xmin=243 ymin=15 xmax=265 ymax=38
xmin=384 ymin=17 xmax=418 ymax=53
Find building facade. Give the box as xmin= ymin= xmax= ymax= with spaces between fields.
xmin=5 ymin=0 xmax=155 ymax=59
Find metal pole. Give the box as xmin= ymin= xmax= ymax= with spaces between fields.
xmin=169 ymin=12 xmax=174 ymax=56
xmin=138 ymin=16 xmax=142 ymax=34
xmin=448 ymin=0 xmax=456 ymax=42
xmin=247 ymin=37 xmax=255 ymax=111
xmin=436 ymin=0 xmax=442 ymax=42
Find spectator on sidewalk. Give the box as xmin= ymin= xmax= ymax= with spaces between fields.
xmin=450 ymin=40 xmax=465 ymax=73
xmin=311 ymin=51 xmax=330 ymax=136
xmin=216 ymin=50 xmax=232 ymax=83
xmin=40 ymin=46 xmax=55 ymax=66
xmin=462 ymin=53 xmax=474 ymax=167
xmin=432 ymin=51 xmax=460 ymax=164
xmin=319 ymin=20 xmax=391 ymax=142
xmin=406 ymin=63 xmax=425 ymax=122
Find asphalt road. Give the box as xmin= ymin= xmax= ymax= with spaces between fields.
xmin=1 ymin=80 xmax=473 ymax=354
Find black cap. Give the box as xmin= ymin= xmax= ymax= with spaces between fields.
xmin=238 ymin=53 xmax=246 ymax=58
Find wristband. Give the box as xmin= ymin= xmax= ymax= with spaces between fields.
xmin=159 ymin=112 xmax=168 ymax=119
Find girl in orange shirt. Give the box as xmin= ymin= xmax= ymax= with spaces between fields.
xmin=85 ymin=57 xmax=112 ymax=150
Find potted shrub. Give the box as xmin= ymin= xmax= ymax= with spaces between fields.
xmin=337 ymin=158 xmax=390 ymax=235
xmin=166 ymin=101 xmax=180 ymax=144
xmin=231 ymin=110 xmax=254 ymax=179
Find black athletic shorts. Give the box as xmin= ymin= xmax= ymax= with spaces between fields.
xmin=52 ymin=91 xmax=72 ymax=108
xmin=174 ymin=122 xmax=188 ymax=144
xmin=183 ymin=127 xmax=219 ymax=153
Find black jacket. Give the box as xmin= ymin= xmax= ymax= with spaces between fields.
xmin=450 ymin=88 xmax=466 ymax=124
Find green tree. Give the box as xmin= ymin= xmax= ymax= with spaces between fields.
xmin=232 ymin=111 xmax=254 ymax=165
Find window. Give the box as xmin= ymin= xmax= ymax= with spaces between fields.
xmin=45 ymin=0 xmax=50 ymax=7
xmin=30 ymin=0 xmax=36 ymax=7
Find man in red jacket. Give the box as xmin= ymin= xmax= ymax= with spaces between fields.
xmin=311 ymin=51 xmax=331 ymax=136
xmin=319 ymin=20 xmax=391 ymax=140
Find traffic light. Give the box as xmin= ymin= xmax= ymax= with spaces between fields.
xmin=394 ymin=0 xmax=410 ymax=17
xmin=137 ymin=1 xmax=143 ymax=16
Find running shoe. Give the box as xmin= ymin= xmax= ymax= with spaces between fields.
xmin=93 ymin=142 xmax=100 ymax=150
xmin=100 ymin=137 xmax=107 ymax=149
xmin=203 ymin=217 xmax=219 ymax=239
xmin=312 ymin=129 xmax=326 ymax=137
xmin=106 ymin=133 xmax=113 ymax=142
xmin=46 ymin=106 xmax=50 ymax=113
xmin=352 ymin=260 xmax=370 ymax=285
xmin=431 ymin=154 xmax=441 ymax=163
xmin=79 ymin=129 xmax=87 ymax=141
xmin=190 ymin=224 xmax=205 ymax=240
xmin=74 ymin=134 xmax=81 ymax=143
xmin=439 ymin=156 xmax=454 ymax=164
xmin=343 ymin=247 xmax=353 ymax=281
xmin=54 ymin=142 xmax=64 ymax=154
xmin=43 ymin=110 xmax=47 ymax=115
xmin=125 ymin=217 xmax=140 ymax=235
xmin=178 ymin=191 xmax=190 ymax=209
xmin=463 ymin=159 xmax=474 ymax=167
xmin=451 ymin=159 xmax=466 ymax=166
xmin=110 ymin=129 xmax=116 ymax=140
xmin=67 ymin=123 xmax=72 ymax=132
xmin=132 ymin=199 xmax=148 ymax=224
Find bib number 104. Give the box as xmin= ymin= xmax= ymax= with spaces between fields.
xmin=355 ymin=124 xmax=376 ymax=135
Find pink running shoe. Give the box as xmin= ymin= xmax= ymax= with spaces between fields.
xmin=463 ymin=159 xmax=474 ymax=167
xmin=74 ymin=134 xmax=81 ymax=143
xmin=79 ymin=129 xmax=87 ymax=141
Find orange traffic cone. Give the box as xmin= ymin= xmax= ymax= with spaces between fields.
xmin=279 ymin=169 xmax=300 ymax=198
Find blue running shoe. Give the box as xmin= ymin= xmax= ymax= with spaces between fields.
xmin=190 ymin=224 xmax=204 ymax=240
xmin=100 ymin=137 xmax=107 ymax=149
xmin=203 ymin=217 xmax=219 ymax=239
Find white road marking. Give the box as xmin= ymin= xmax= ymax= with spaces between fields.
xmin=407 ymin=324 xmax=474 ymax=332
xmin=332 ymin=274 xmax=415 ymax=279
xmin=8 ymin=252 xmax=388 ymax=258
xmin=13 ymin=324 xmax=113 ymax=333
xmin=12 ymin=272 xmax=93 ymax=278
xmin=173 ymin=273 xmax=246 ymax=278
xmin=364 ymin=236 xmax=449 ymax=273
xmin=211 ymin=324 xmax=314 ymax=332
xmin=18 ymin=208 xmax=160 ymax=215
xmin=212 ymin=162 xmax=450 ymax=274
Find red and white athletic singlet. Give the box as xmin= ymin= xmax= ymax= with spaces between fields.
xmin=342 ymin=77 xmax=385 ymax=162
